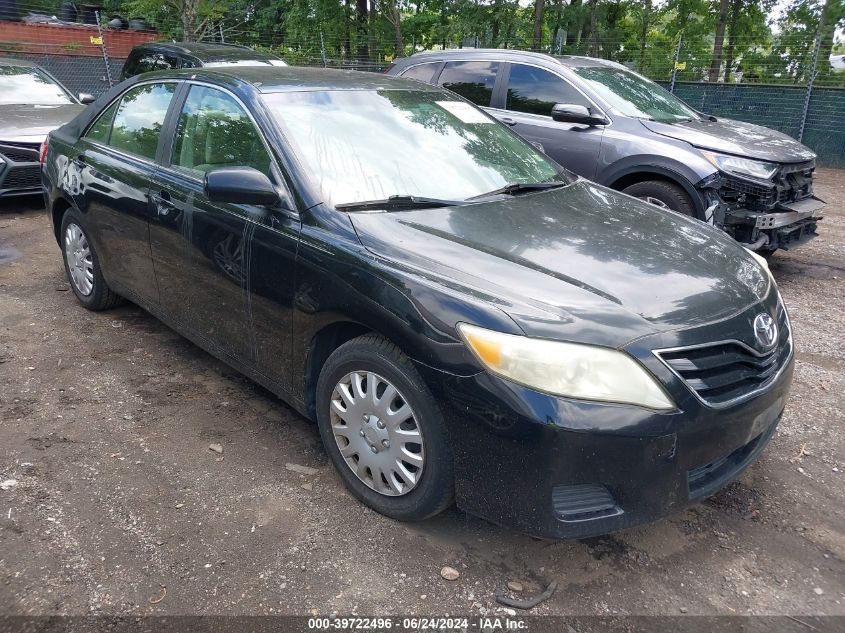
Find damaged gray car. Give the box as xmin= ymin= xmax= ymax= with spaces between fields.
xmin=388 ymin=50 xmax=824 ymax=253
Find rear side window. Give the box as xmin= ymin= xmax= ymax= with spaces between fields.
xmin=506 ymin=64 xmax=589 ymax=116
xmin=400 ymin=62 xmax=440 ymax=84
xmin=170 ymin=85 xmax=271 ymax=177
xmin=129 ymin=52 xmax=180 ymax=76
xmin=109 ymin=83 xmax=176 ymax=159
xmin=438 ymin=61 xmax=499 ymax=106
xmin=84 ymin=100 xmax=119 ymax=143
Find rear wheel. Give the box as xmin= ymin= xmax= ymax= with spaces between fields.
xmin=60 ymin=210 xmax=124 ymax=311
xmin=315 ymin=334 xmax=454 ymax=521
xmin=622 ymin=180 xmax=697 ymax=218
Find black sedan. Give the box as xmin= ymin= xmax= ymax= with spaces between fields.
xmin=41 ymin=67 xmax=793 ymax=539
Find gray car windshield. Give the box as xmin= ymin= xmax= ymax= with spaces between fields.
xmin=573 ymin=66 xmax=698 ymax=123
xmin=0 ymin=67 xmax=74 ymax=105
xmin=261 ymin=89 xmax=563 ymax=208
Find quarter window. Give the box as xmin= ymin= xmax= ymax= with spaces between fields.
xmin=109 ymin=83 xmax=176 ymax=160
xmin=438 ymin=61 xmax=499 ymax=106
xmin=84 ymin=100 xmax=119 ymax=143
xmin=133 ymin=52 xmax=180 ymax=74
xmin=400 ymin=62 xmax=440 ymax=84
xmin=506 ymin=64 xmax=588 ymax=116
xmin=170 ymin=85 xmax=271 ymax=177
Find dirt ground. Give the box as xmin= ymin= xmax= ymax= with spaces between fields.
xmin=1 ymin=170 xmax=843 ymax=620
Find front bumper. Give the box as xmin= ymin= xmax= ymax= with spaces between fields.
xmin=702 ymin=162 xmax=824 ymax=251
xmin=417 ymin=297 xmax=794 ymax=539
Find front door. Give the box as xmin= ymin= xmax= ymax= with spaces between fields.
xmin=491 ymin=63 xmax=605 ymax=179
xmin=148 ymin=83 xmax=299 ymax=378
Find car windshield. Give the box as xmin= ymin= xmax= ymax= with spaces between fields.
xmin=261 ymin=89 xmax=564 ymax=208
xmin=572 ymin=66 xmax=698 ymax=123
xmin=0 ymin=66 xmax=74 ymax=105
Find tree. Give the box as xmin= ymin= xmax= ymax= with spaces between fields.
xmin=533 ymin=0 xmax=545 ymax=50
xmin=709 ymin=0 xmax=731 ymax=80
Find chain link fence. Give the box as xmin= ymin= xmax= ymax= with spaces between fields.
xmin=1 ymin=3 xmax=843 ymax=166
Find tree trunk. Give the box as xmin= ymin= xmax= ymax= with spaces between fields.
xmin=343 ymin=0 xmax=352 ymax=58
xmin=389 ymin=0 xmax=404 ymax=56
xmin=368 ymin=0 xmax=377 ymax=61
xmin=708 ymin=0 xmax=731 ymax=82
xmin=564 ymin=0 xmax=582 ymax=49
xmin=356 ymin=0 xmax=369 ymax=60
xmin=533 ymin=0 xmax=545 ymax=51
xmin=638 ymin=0 xmax=651 ymax=71
xmin=587 ymin=0 xmax=598 ymax=57
xmin=181 ymin=0 xmax=199 ymax=41
xmin=723 ymin=0 xmax=741 ymax=82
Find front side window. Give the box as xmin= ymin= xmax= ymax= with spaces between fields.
xmin=506 ymin=64 xmax=588 ymax=116
xmin=0 ymin=66 xmax=74 ymax=105
xmin=401 ymin=62 xmax=440 ymax=84
xmin=171 ymin=85 xmax=271 ymax=176
xmin=109 ymin=83 xmax=176 ymax=159
xmin=573 ymin=66 xmax=698 ymax=123
xmin=438 ymin=61 xmax=499 ymax=106
xmin=262 ymin=89 xmax=562 ymax=207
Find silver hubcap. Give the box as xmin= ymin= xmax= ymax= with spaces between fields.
xmin=330 ymin=371 xmax=424 ymax=496
xmin=64 ymin=223 xmax=94 ymax=296
xmin=640 ymin=195 xmax=670 ymax=209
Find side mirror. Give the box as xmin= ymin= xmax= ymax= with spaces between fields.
xmin=204 ymin=167 xmax=280 ymax=206
xmin=551 ymin=103 xmax=608 ymax=126
xmin=78 ymin=93 xmax=96 ymax=105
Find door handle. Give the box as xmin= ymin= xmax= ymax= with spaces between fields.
xmin=500 ymin=117 xmax=517 ymax=127
xmin=152 ymin=190 xmax=175 ymax=216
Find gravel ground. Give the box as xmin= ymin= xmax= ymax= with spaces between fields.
xmin=0 ymin=170 xmax=843 ymax=618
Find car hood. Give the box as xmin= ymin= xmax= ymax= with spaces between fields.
xmin=0 ymin=104 xmax=85 ymax=143
xmin=640 ymin=118 xmax=816 ymax=163
xmin=349 ymin=180 xmax=770 ymax=348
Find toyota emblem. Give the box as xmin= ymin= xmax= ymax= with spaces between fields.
xmin=753 ymin=313 xmax=778 ymax=349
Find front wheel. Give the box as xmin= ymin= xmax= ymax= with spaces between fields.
xmin=315 ymin=334 xmax=454 ymax=521
xmin=622 ymin=180 xmax=697 ymax=218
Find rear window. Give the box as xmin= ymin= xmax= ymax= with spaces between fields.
xmin=438 ymin=61 xmax=499 ymax=107
xmin=400 ymin=62 xmax=440 ymax=84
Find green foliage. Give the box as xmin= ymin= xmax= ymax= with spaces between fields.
xmin=96 ymin=0 xmax=839 ymax=84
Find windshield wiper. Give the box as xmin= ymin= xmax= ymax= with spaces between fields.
xmin=335 ymin=195 xmax=462 ymax=212
xmin=466 ymin=181 xmax=566 ymax=200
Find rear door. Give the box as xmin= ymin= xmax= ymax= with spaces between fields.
xmin=491 ymin=62 xmax=605 ymax=178
xmin=436 ymin=60 xmax=501 ymax=108
xmin=67 ymin=81 xmax=178 ymax=305
xmin=148 ymin=82 xmax=300 ymax=380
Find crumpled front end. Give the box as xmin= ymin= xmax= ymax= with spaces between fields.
xmin=700 ymin=160 xmax=824 ymax=252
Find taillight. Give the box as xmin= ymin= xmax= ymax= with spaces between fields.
xmin=39 ymin=138 xmax=49 ymax=166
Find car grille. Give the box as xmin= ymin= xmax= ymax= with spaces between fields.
xmin=721 ymin=160 xmax=815 ymax=208
xmin=656 ymin=305 xmax=791 ymax=407
xmin=0 ymin=143 xmax=41 ymax=193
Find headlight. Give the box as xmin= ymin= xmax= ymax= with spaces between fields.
xmin=701 ymin=150 xmax=778 ymax=180
xmin=457 ymin=323 xmax=676 ymax=411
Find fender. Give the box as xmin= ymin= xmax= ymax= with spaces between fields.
xmin=599 ymin=158 xmax=711 ymax=219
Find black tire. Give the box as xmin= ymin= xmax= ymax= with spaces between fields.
xmin=622 ymin=180 xmax=698 ymax=218
xmin=59 ymin=209 xmax=124 ymax=311
xmin=315 ymin=334 xmax=454 ymax=521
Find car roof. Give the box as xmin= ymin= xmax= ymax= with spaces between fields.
xmin=145 ymin=66 xmax=432 ymax=93
xmin=132 ymin=41 xmax=278 ymax=62
xmin=398 ymin=48 xmax=624 ymax=69
xmin=0 ymin=57 xmax=39 ymax=68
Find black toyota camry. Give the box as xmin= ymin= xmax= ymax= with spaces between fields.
xmin=41 ymin=67 xmax=793 ymax=539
